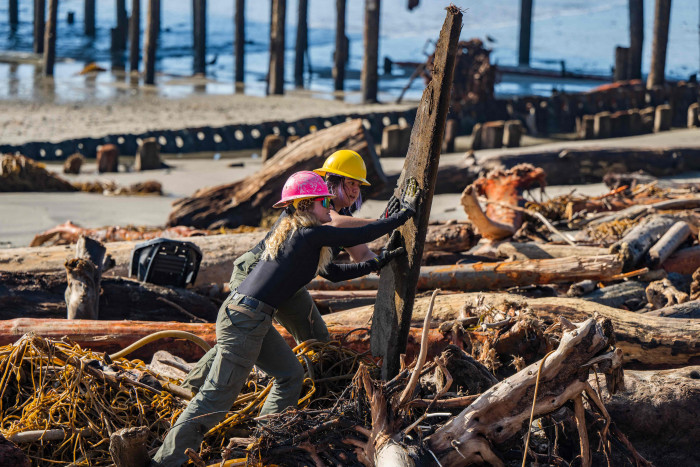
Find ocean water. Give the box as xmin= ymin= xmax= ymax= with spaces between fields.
xmin=0 ymin=0 xmax=698 ymax=102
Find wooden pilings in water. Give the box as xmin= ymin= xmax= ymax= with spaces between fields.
xmin=614 ymin=46 xmax=630 ymax=81
xmin=129 ymin=0 xmax=140 ymax=72
xmin=143 ymin=0 xmax=160 ymax=85
xmin=34 ymin=0 xmax=45 ymax=54
xmin=193 ymin=0 xmax=207 ymax=75
xmin=333 ymin=0 xmax=347 ymax=91
xmin=234 ymin=0 xmax=245 ymax=83
xmin=647 ymin=0 xmax=671 ymax=88
xmin=268 ymin=0 xmax=286 ymax=95
xmin=518 ymin=0 xmax=533 ymax=66
xmin=84 ymin=0 xmax=95 ymax=37
xmin=114 ymin=0 xmax=128 ymax=51
xmin=294 ymin=0 xmax=308 ymax=88
xmin=628 ymin=0 xmax=643 ymax=79
xmin=361 ymin=0 xmax=380 ymax=103
xmin=42 ymin=0 xmax=57 ymax=77
xmin=9 ymin=0 xmax=18 ymax=26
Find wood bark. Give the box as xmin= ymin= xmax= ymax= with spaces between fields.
xmin=592 ymin=366 xmax=700 ymax=466
xmin=361 ymin=0 xmax=380 ymax=103
xmin=481 ymin=147 xmax=700 ymax=185
xmin=628 ymin=0 xmax=644 ymax=79
xmin=311 ymin=254 xmax=622 ymax=292
xmin=648 ymin=221 xmax=691 ymax=268
xmin=328 ymin=292 xmax=700 ymax=368
xmin=647 ymin=0 xmax=671 ymax=88
xmin=0 ymin=271 xmax=218 ymax=322
xmin=267 ymin=0 xmax=286 ymax=95
xmin=143 ymin=0 xmax=159 ymax=85
xmin=646 ymin=278 xmax=689 ymax=309
xmin=109 ymin=426 xmax=149 ymax=467
xmin=610 ymin=215 xmax=678 ymax=270
xmin=663 ymin=245 xmax=700 ymax=275
xmin=167 ymin=119 xmax=386 ymax=229
xmin=294 ymin=0 xmax=308 ymax=88
xmin=333 ymin=0 xmax=346 ymax=91
xmin=371 ymin=6 xmax=461 ymax=378
xmin=65 ymin=236 xmax=106 ymax=319
xmin=42 ymin=0 xmax=57 ymax=77
xmin=614 ymin=46 xmax=629 ymax=81
xmin=493 ymin=241 xmax=607 ymax=260
xmin=643 ymin=299 xmax=700 ymax=318
xmin=234 ymin=0 xmax=245 ymax=83
xmin=129 ymin=0 xmax=140 ymax=72
xmin=579 ymin=280 xmax=647 ymax=310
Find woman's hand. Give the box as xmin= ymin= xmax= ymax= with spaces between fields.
xmin=380 ymin=195 xmax=401 ymax=219
xmin=399 ymin=178 xmax=421 ymax=217
xmin=368 ymin=247 xmax=406 ymax=270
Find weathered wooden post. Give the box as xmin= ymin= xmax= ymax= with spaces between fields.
xmin=614 ymin=46 xmax=630 ymax=81
xmin=361 ymin=0 xmax=380 ymax=103
xmin=193 ymin=0 xmax=207 ymax=75
xmin=116 ymin=0 xmax=128 ymax=50
xmin=647 ymin=0 xmax=671 ymax=88
xmin=234 ymin=0 xmax=245 ymax=83
xmin=65 ymin=236 xmax=106 ymax=320
xmin=371 ymin=6 xmax=462 ymax=379
xmin=84 ymin=0 xmax=95 ymax=37
xmin=268 ymin=0 xmax=286 ymax=95
xmin=143 ymin=0 xmax=159 ymax=85
xmin=9 ymin=0 xmax=18 ymax=27
xmin=628 ymin=0 xmax=643 ymax=79
xmin=42 ymin=0 xmax=58 ymax=77
xmin=333 ymin=0 xmax=347 ymax=91
xmin=129 ymin=0 xmax=140 ymax=72
xmin=34 ymin=0 xmax=46 ymax=54
xmin=294 ymin=0 xmax=308 ymax=88
xmin=518 ymin=0 xmax=533 ymax=66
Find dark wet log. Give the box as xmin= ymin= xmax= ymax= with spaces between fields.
xmin=328 ymin=292 xmax=700 ymax=368
xmin=0 ymin=271 xmax=218 ymax=322
xmin=579 ymin=281 xmax=647 ymax=310
xmin=109 ymin=426 xmax=149 ymax=467
xmin=268 ymin=0 xmax=286 ymax=95
xmin=647 ymin=0 xmax=671 ymax=88
xmin=0 ymin=433 xmax=30 ymax=466
xmin=593 ymin=366 xmax=700 ymax=467
xmin=310 ymin=255 xmax=622 ymax=291
xmin=234 ymin=0 xmax=245 ymax=83
xmin=42 ymin=0 xmax=57 ymax=77
xmin=143 ymin=0 xmax=159 ymax=85
xmin=135 ymin=137 xmax=163 ymax=171
xmin=65 ymin=236 xmax=106 ymax=320
xmin=33 ymin=0 xmax=45 ymax=54
xmin=168 ymin=119 xmax=386 ymax=229
xmin=361 ymin=0 xmax=380 ymax=103
xmin=426 ymin=318 xmax=617 ymax=466
xmin=0 ymin=319 xmax=444 ymax=365
xmin=371 ymin=6 xmax=461 ymax=378
xmin=518 ymin=0 xmax=532 ymax=66
xmin=610 ymin=215 xmax=678 ymax=270
xmin=333 ymin=0 xmax=346 ymax=91
xmin=643 ymin=299 xmax=700 ymax=318
xmin=294 ymin=0 xmax=308 ymax=88
xmin=481 ymin=147 xmax=700 ymax=185
xmin=128 ymin=0 xmax=140 ymax=72
xmin=628 ymin=0 xmax=643 ymax=79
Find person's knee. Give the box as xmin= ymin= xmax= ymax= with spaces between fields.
xmin=279 ymin=359 xmax=304 ymax=388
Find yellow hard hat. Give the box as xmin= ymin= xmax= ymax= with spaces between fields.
xmin=313 ymin=150 xmax=371 ymax=186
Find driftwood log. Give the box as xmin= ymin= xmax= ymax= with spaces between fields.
xmin=309 ymin=254 xmax=622 ymax=291
xmin=492 ymin=241 xmax=606 ymax=260
xmin=481 ymin=147 xmax=700 ymax=184
xmin=64 ymin=236 xmax=106 ymax=319
xmin=109 ymin=426 xmax=150 ymax=467
xmin=610 ymin=214 xmax=678 ymax=270
xmin=0 ymin=223 xmax=474 ymax=286
xmin=0 ymin=271 xmax=218 ymax=322
xmin=645 ymin=278 xmax=689 ymax=309
xmin=579 ymin=280 xmax=647 ymax=310
xmin=167 ymin=118 xmax=387 ymax=229
xmin=643 ymin=299 xmax=700 ymax=318
xmin=371 ymin=7 xmax=462 ymax=378
xmin=647 ymin=220 xmax=691 ymax=268
xmin=327 ymin=292 xmax=700 ymax=368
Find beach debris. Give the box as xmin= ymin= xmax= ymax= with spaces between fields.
xmin=0 ymin=154 xmax=77 ymax=192
xmin=97 ymin=143 xmax=119 ymax=173
xmin=71 ymin=179 xmax=163 ymax=195
xmin=78 ymin=62 xmax=106 ymax=74
xmin=65 ymin=235 xmax=107 ymax=320
xmin=373 ymin=6 xmax=462 ymax=379
xmin=643 ymin=299 xmax=700 ymax=319
xmin=135 ymin=137 xmax=165 ymax=171
xmin=261 ymin=134 xmax=285 ymax=162
xmin=610 ymin=215 xmax=680 ymax=271
xmin=62 ymin=152 xmax=84 ymax=174
xmin=460 ymin=163 xmax=545 ymax=241
xmin=167 ymin=118 xmax=387 ymax=229
xmin=645 ymin=278 xmax=689 ymax=309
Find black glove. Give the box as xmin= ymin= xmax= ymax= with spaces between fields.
xmin=380 ymin=195 xmax=401 ymax=219
xmin=368 ymin=247 xmax=405 ymax=271
xmin=399 ymin=178 xmax=421 ymax=217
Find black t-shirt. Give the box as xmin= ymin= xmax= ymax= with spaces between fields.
xmin=236 ymin=210 xmax=409 ymax=308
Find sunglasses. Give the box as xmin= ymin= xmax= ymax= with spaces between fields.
xmin=315 ymin=197 xmax=331 ymax=208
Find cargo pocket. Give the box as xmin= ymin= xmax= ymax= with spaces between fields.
xmin=217 ymin=305 xmax=271 ymax=369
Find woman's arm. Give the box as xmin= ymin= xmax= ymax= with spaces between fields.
xmin=320 ymin=261 xmax=375 ymax=282
xmin=327 ymin=211 xmax=378 ymax=262
xmin=307 ymin=209 xmax=412 ymax=249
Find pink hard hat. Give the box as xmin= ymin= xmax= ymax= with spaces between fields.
xmin=273 ymin=171 xmax=335 ymax=208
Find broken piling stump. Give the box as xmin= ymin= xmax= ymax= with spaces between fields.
xmin=64 ymin=236 xmax=106 ymax=320
xmin=261 ymin=134 xmax=285 ymax=162
xmin=134 ymin=137 xmax=162 ymax=171
xmin=654 ymin=104 xmax=672 ymax=132
xmin=97 ymin=144 xmax=120 ymax=173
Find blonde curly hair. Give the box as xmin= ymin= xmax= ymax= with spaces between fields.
xmin=262 ymin=198 xmax=333 ymax=275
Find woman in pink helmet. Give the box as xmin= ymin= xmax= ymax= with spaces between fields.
xmin=153 ymin=171 xmax=419 ymax=467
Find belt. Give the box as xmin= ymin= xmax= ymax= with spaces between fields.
xmin=229 ymin=292 xmax=276 ymax=317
